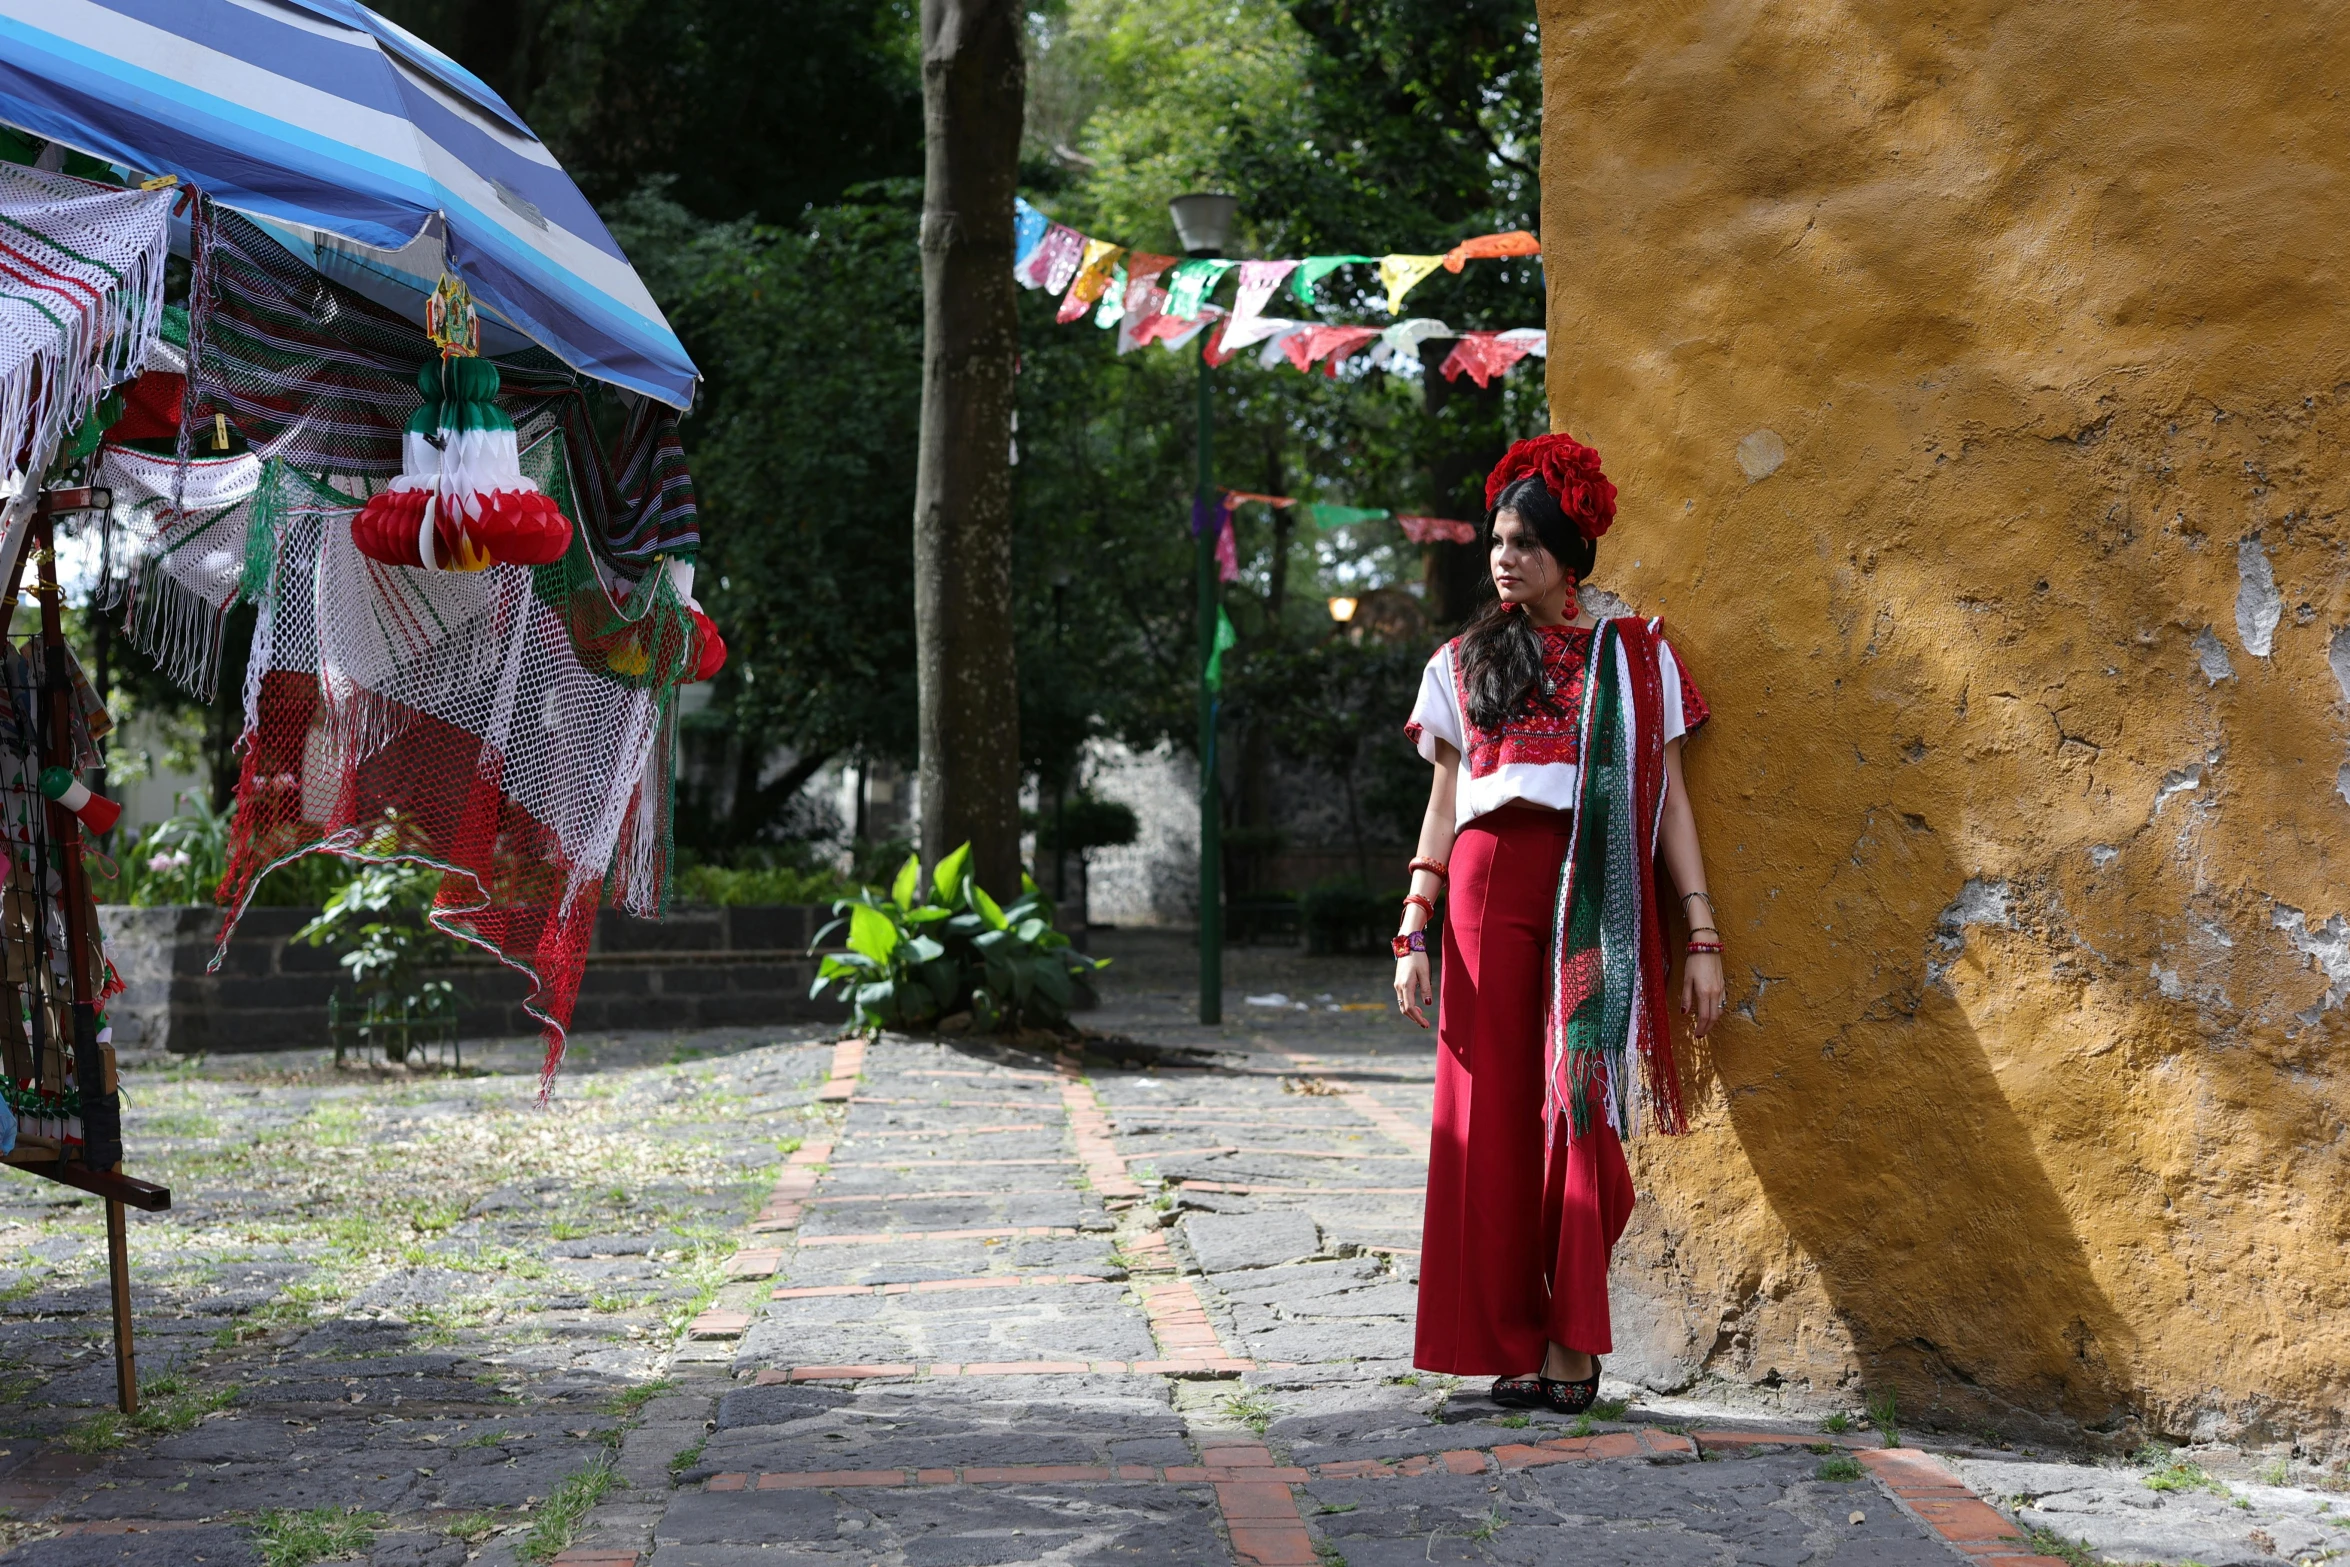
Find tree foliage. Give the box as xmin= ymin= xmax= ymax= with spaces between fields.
xmin=371 ymin=0 xmax=920 ymax=222
xmin=347 ymin=0 xmax=1557 ymax=864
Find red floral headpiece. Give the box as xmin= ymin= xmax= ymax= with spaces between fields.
xmin=1483 ymin=432 xmax=1616 ymax=542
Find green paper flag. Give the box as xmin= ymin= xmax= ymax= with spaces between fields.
xmin=1092 ymin=263 xmax=1128 ymax=328
xmin=1289 ymin=255 xmax=1377 ymax=305
xmin=1206 ymin=605 xmax=1238 ymax=690
xmin=1303 ymin=504 xmax=1393 ymax=530
xmin=1163 ymin=258 xmax=1239 ymax=321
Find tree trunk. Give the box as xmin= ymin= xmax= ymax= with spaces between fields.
xmin=1420 ymin=339 xmax=1508 ymax=629
xmin=913 ymin=0 xmax=1025 ymax=897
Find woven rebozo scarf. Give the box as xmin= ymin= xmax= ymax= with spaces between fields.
xmin=1545 ymin=615 xmax=1690 ymax=1145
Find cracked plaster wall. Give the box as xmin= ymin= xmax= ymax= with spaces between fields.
xmin=1538 ymin=1 xmax=2350 ymax=1449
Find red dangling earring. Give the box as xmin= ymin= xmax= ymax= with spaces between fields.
xmin=1562 ymin=571 xmax=1579 ymax=612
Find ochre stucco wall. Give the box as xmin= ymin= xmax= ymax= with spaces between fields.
xmin=1537 ymin=1 xmax=2350 ymax=1448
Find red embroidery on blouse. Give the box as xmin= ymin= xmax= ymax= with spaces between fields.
xmin=1676 ymin=654 xmax=1711 ymax=732
xmin=1451 ymin=625 xmax=1594 ymax=778
xmin=1443 ymin=624 xmax=1710 ymax=779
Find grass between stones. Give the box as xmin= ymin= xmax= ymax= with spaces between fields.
xmin=440 ymin=1511 xmax=504 ymax=1544
xmin=519 ymin=1452 xmax=617 ymax=1564
xmin=60 ymin=1374 xmax=239 ymax=1452
xmin=2016 ymin=1525 xmax=2099 ymax=1567
xmin=253 ymin=1506 xmax=380 ymax=1567
xmin=1864 ymin=1390 xmax=1900 ymax=1448
xmin=1218 ymin=1388 xmax=1278 ymax=1435
xmin=97 ymin=1056 xmax=798 ymax=1347
xmin=1814 ymin=1453 xmax=1866 ymax=1482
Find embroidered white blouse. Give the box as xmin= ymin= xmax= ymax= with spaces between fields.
xmin=1404 ymin=621 xmax=1708 ymax=828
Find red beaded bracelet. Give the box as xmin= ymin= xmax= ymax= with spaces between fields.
xmin=1407 ymin=855 xmax=1449 ymax=881
xmin=1686 ymin=940 xmax=1724 ymax=955
xmin=1402 ymin=893 xmax=1437 ymax=920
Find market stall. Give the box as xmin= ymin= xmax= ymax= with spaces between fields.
xmin=0 ymin=3 xmax=711 ymax=1415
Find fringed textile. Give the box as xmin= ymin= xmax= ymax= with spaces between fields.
xmin=0 ymin=164 xmax=170 ymax=489
xmin=215 ymin=442 xmax=691 ymax=1091
xmin=1545 ymin=616 xmax=1687 ymax=1147
xmin=95 ymin=445 xmax=265 ymax=699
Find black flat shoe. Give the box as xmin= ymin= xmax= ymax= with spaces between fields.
xmin=1540 ymin=1356 xmax=1601 ymax=1415
xmin=1490 ymin=1375 xmax=1544 ymax=1408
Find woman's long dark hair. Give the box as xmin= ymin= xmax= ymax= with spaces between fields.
xmin=1457 ymin=474 xmax=1601 ymax=731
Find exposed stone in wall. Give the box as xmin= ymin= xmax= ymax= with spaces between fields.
xmin=1539 ymin=0 xmax=2350 ymax=1449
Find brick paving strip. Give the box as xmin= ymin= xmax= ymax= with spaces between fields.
xmin=678 ymin=1432 xmax=2070 ymax=1567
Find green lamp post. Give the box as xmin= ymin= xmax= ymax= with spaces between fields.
xmin=1170 ymin=190 xmax=1238 ymax=1025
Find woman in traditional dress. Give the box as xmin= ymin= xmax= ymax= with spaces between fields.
xmin=1393 ymin=432 xmax=1725 ymax=1412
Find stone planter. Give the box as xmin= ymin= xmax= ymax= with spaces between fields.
xmin=99 ymin=903 xmax=849 ymax=1054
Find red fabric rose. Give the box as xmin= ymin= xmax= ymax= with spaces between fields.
xmin=1482 ymin=432 xmax=1617 ymax=541
xmin=688 ymin=607 xmax=727 ymax=682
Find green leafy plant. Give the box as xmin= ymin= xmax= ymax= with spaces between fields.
xmin=810 ymin=843 xmax=1105 ymax=1032
xmin=677 ymin=861 xmax=854 ymax=906
xmin=1816 ymin=1453 xmax=1866 ymax=1482
xmin=297 ymin=863 xmax=465 ymax=1063
xmin=124 ymin=790 xmax=229 ymax=907
xmin=1820 ymin=1411 xmax=1854 ymax=1434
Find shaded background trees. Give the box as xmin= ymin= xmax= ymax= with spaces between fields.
xmin=351 ymin=0 xmax=1550 ymax=908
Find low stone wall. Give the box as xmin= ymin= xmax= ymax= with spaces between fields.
xmin=99 ymin=903 xmax=849 ymax=1054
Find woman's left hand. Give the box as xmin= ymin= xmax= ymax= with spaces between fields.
xmin=1682 ymin=952 xmax=1726 ymax=1039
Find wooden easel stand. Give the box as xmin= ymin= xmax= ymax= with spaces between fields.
xmin=0 ymin=487 xmax=174 ymax=1419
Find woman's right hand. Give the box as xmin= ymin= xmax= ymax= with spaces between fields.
xmin=1394 ymin=952 xmax=1433 ymax=1028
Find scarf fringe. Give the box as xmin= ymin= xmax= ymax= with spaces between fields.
xmin=0 ymin=167 xmax=171 ymax=488
xmin=124 ymin=557 xmax=235 ymax=701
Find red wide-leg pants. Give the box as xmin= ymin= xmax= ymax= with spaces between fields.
xmin=1413 ymin=804 xmax=1635 ymax=1375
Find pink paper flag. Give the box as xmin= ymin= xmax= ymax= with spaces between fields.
xmin=1438 ymin=332 xmax=1539 ymax=387
xmin=1016 ymin=224 xmax=1086 ymax=293
xmin=1397 ymin=515 xmax=1478 ymax=545
xmin=1231 ymin=260 xmax=1300 ymax=325
xmin=1114 ymin=253 xmax=1178 ymax=353
xmin=1284 ymin=325 xmax=1383 ymax=376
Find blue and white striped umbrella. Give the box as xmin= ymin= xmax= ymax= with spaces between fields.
xmin=0 ymin=0 xmax=698 ymax=408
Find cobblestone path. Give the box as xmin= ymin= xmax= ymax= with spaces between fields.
xmin=0 ymin=953 xmax=2296 ymax=1565
xmin=650 ymin=1031 xmax=2017 ymax=1567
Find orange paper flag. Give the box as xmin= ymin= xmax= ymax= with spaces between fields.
xmin=1442 ymin=230 xmax=1541 ymax=272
